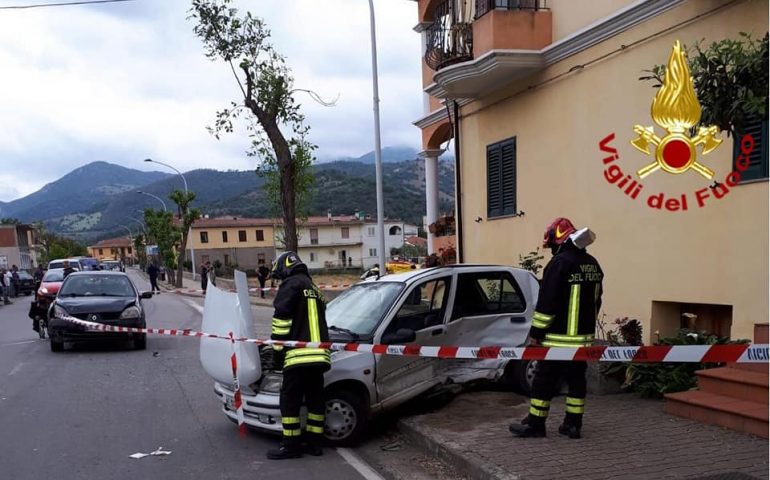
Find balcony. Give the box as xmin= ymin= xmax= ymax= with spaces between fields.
xmin=475 ymin=0 xmax=545 ymax=19
xmin=424 ymin=0 xmax=473 ymax=71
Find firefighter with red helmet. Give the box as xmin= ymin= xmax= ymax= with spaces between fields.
xmin=266 ymin=251 xmax=331 ymax=460
xmin=510 ymin=217 xmax=604 ymax=439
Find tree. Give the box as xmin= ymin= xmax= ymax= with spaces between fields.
xmin=189 ymin=0 xmax=326 ymax=252
xmin=1 ymin=218 xmax=21 ymax=225
xmin=169 ymin=190 xmax=201 ymax=288
xmin=133 ymin=233 xmax=147 ymax=271
xmin=144 ymin=209 xmax=180 ymax=284
xmin=640 ymin=33 xmax=768 ymax=136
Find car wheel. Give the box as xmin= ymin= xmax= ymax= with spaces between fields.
xmin=324 ymin=388 xmax=368 ymax=447
xmin=134 ymin=334 xmax=146 ymax=350
xmin=38 ymin=317 xmax=47 ymax=340
xmin=502 ymin=360 xmax=538 ymax=396
xmin=50 ymin=338 xmax=64 ymax=352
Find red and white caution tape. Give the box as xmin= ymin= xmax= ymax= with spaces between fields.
xmin=227 ymin=331 xmax=246 ymax=436
xmin=57 ymin=315 xmax=769 ymax=363
xmin=169 ymin=284 xmax=353 ymax=295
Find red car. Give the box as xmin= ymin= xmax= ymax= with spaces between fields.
xmin=29 ymin=269 xmax=66 ymax=339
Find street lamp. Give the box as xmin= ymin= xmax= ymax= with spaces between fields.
xmin=144 ymin=158 xmax=196 ymax=280
xmin=367 ymin=0 xmax=387 ymax=272
xmin=137 ymin=191 xmax=168 ymax=212
xmin=126 ymin=217 xmax=147 ymax=236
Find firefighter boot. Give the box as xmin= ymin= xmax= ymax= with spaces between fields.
xmin=267 ymin=440 xmax=303 ymax=460
xmin=302 ymin=434 xmax=323 ymax=457
xmin=509 ymin=415 xmax=546 ymax=438
xmin=559 ymin=412 xmax=582 ymax=439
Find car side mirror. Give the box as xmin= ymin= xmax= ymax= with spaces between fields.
xmin=140 ymin=291 xmax=154 ymax=299
xmin=381 ymin=328 xmax=416 ymax=345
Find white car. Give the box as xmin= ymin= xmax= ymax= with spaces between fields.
xmin=206 ymin=265 xmax=539 ymax=446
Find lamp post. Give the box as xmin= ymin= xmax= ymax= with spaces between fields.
xmin=137 ymin=191 xmax=168 ymax=212
xmin=126 ymin=217 xmax=147 ymax=236
xmin=367 ymin=0 xmax=387 ymax=272
xmin=144 ymin=158 xmax=196 ymax=282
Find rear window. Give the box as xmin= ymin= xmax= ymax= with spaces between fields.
xmin=59 ymin=275 xmax=135 ymax=297
xmin=43 ymin=270 xmax=65 ymax=282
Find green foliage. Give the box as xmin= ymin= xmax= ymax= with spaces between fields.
xmin=618 ymin=329 xmax=750 ymax=398
xmin=169 ymin=189 xmax=202 ymax=286
xmin=393 ymin=243 xmax=428 ymax=260
xmin=144 ymin=209 xmax=180 ymax=272
xmin=517 ymin=247 xmax=545 ymax=276
xmin=0 ymin=218 xmax=21 ymax=225
xmin=640 ymin=33 xmax=769 ymax=136
xmin=33 ymin=221 xmax=87 ymax=265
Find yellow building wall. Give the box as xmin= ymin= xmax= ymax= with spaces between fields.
xmin=190 ymin=226 xmax=275 ymax=250
xmin=549 ymin=0 xmax=638 ymax=42
xmin=458 ymin=0 xmax=768 ymax=341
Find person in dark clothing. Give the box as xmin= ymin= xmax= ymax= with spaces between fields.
xmin=200 ymin=263 xmax=208 ymax=293
xmin=33 ymin=265 xmax=44 ymax=285
xmin=147 ymin=263 xmax=160 ymax=294
xmin=510 ymin=218 xmax=603 ymax=440
xmin=62 ymin=261 xmax=76 ymax=279
xmin=266 ymin=251 xmax=330 ymax=460
xmin=11 ymin=265 xmax=20 ymax=298
xmin=257 ymin=264 xmax=270 ymax=298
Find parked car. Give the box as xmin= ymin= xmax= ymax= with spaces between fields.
xmin=47 ymin=271 xmax=152 ymax=352
xmin=29 ymin=268 xmax=66 ymax=339
xmin=204 ymin=265 xmax=539 ymax=446
xmin=74 ymin=257 xmax=101 ymax=271
xmin=47 ymin=258 xmax=82 ymax=271
xmin=102 ymin=261 xmax=121 ymax=271
xmin=15 ymin=270 xmax=35 ymax=295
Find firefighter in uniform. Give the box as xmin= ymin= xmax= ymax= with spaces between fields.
xmin=510 ymin=218 xmax=603 ymax=439
xmin=266 ymin=251 xmax=331 ymax=460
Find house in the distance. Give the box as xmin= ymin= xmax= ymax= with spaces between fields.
xmin=0 ymin=223 xmax=35 ymax=270
xmin=188 ymin=217 xmax=276 ymax=272
xmin=88 ymin=236 xmax=135 ymax=263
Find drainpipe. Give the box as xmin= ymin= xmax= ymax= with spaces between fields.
xmin=453 ymin=100 xmax=464 ymax=263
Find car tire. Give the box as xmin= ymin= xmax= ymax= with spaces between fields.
xmin=503 ymin=359 xmax=538 ymax=396
xmin=134 ymin=334 xmax=146 ymax=350
xmin=323 ymin=388 xmax=369 ymax=447
xmin=50 ymin=338 xmax=64 ymax=352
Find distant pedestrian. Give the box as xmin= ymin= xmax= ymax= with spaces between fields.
xmin=200 ymin=263 xmax=209 ymax=293
xmin=11 ymin=265 xmax=20 ymax=298
xmin=62 ymin=260 xmax=75 ymax=278
xmin=0 ymin=267 xmax=11 ymax=305
xmin=207 ymin=261 xmax=216 ymax=287
xmin=147 ymin=263 xmax=160 ymax=294
xmin=33 ymin=264 xmax=44 ymax=285
xmin=257 ymin=264 xmax=270 ymax=298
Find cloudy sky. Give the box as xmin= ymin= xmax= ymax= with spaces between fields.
xmin=0 ymin=0 xmax=423 ymax=202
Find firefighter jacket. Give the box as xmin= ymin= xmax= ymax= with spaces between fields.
xmin=271 ymin=270 xmax=331 ymax=371
xmin=530 ymin=242 xmax=604 ymax=347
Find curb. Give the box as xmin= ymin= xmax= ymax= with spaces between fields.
xmin=396 ymin=418 xmax=520 ymax=480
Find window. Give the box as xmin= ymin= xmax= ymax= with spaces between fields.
xmin=200 ymin=231 xmax=209 ymax=243
xmin=222 ymin=231 xmax=228 ymax=243
xmin=733 ymin=117 xmax=768 ymax=182
xmin=256 ymin=229 xmax=264 ymax=242
xmin=341 ymin=227 xmax=350 ymax=239
xmin=389 ymin=226 xmax=402 ymax=236
xmin=238 ymin=230 xmax=247 ymax=242
xmin=387 ymin=278 xmax=451 ymax=333
xmin=367 ymin=226 xmax=375 ymax=237
xmin=98 ymin=248 xmax=103 ymax=255
xmin=487 ymin=137 xmax=517 ymax=218
xmin=452 ymin=272 xmax=525 ymax=320
xmin=369 ymin=248 xmax=377 ymax=257
xmin=128 ymin=247 xmax=132 ymax=254
xmin=257 ymin=253 xmax=266 ymax=265
xmin=309 ymin=252 xmax=316 ymax=262
xmin=310 ymin=228 xmax=319 ymax=245
xmin=224 ymin=254 xmax=230 ymax=265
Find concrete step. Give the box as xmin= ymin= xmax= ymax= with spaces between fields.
xmin=727 ymin=362 xmax=768 ymax=374
xmin=664 ymin=390 xmax=768 ymax=438
xmin=697 ymin=367 xmax=769 ymax=404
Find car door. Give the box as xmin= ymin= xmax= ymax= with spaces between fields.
xmin=374 ymin=275 xmax=453 ymax=403
xmin=441 ymin=269 xmax=533 ymax=375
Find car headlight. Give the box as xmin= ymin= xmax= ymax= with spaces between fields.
xmin=120 ymin=306 xmax=142 ymax=319
xmin=54 ymin=305 xmax=68 ymax=318
xmin=40 ymin=287 xmax=49 ymax=295
xmin=259 ymin=374 xmax=283 ymax=393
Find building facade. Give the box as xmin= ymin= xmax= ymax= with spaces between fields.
xmin=88 ymin=236 xmax=135 ymax=263
xmin=188 ymin=217 xmax=276 ymax=272
xmin=0 ymin=224 xmax=34 ymax=270
xmin=412 ymin=0 xmax=768 ymax=341
xmin=361 ymin=220 xmax=419 ymax=269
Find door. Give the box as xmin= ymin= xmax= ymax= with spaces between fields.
xmin=374 ymin=276 xmax=452 ymax=402
xmin=441 ymin=270 xmax=531 ymax=376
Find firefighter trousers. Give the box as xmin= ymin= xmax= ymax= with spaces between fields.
xmin=526 ymin=360 xmax=587 ymax=428
xmin=280 ymin=365 xmax=326 ymax=446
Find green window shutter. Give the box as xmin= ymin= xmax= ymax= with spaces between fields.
xmin=733 ymin=117 xmax=769 ymax=182
xmin=487 ymin=137 xmax=517 ymax=218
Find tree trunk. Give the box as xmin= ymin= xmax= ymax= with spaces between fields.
xmin=176 ymin=227 xmax=189 ymax=289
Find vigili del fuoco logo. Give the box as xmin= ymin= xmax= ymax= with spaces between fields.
xmin=599 ymin=41 xmax=756 ymax=211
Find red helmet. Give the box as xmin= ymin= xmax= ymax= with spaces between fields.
xmin=543 ymin=217 xmax=577 ymax=248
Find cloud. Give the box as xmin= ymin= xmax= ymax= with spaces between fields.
xmin=0 ymin=0 xmax=423 ymax=202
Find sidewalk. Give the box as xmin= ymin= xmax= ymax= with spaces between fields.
xmin=397 ymin=390 xmax=769 ymax=480
xmin=135 ymin=268 xmax=274 ymax=306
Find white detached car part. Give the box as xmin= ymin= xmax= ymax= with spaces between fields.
xmin=201 ymin=265 xmax=539 ymax=446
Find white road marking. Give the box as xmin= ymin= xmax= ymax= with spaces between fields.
xmin=8 ymin=362 xmax=24 ymax=376
xmin=1 ymin=340 xmax=36 ymax=347
xmin=336 ymin=448 xmax=385 ymax=480
xmin=185 ymin=300 xmax=204 ymax=315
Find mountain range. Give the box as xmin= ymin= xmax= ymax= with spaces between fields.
xmin=0 ymin=146 xmax=455 ymax=244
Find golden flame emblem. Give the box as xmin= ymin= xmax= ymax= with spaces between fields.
xmin=631 ymin=41 xmax=722 ymax=179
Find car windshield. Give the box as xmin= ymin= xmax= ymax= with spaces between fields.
xmin=326 ymin=282 xmax=404 ymax=335
xmin=59 ymin=275 xmax=135 ymax=297
xmin=18 ymin=271 xmax=33 ymax=280
xmin=43 ymin=270 xmax=65 ymax=282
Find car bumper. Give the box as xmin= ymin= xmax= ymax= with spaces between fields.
xmin=48 ymin=317 xmax=145 ymax=339
xmin=214 ymin=382 xmax=282 ymax=434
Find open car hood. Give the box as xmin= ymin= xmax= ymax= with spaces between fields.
xmin=199 ymin=271 xmax=261 ymax=387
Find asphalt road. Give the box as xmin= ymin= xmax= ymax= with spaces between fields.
xmin=0 ymin=270 xmax=379 ymax=480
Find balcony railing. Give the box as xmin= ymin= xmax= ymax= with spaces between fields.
xmin=424 ymin=0 xmax=473 ymax=71
xmin=476 ymin=0 xmax=548 ymax=19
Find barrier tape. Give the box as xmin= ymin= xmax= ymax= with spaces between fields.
xmin=167 ymin=284 xmax=353 ymax=295
xmin=56 ymin=315 xmax=769 ymax=363
xmin=227 ymin=331 xmax=246 ymax=436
